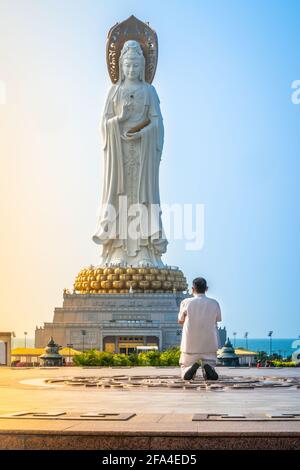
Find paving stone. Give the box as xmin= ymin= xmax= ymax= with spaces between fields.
xmin=266 ymin=413 xmax=297 ymax=419
xmin=79 ymin=413 xmax=135 ymax=421
xmin=0 ymin=411 xmax=67 ymax=418
xmin=220 ymin=414 xmax=246 ymax=419
xmin=193 ymin=414 xmax=246 ymax=421
xmin=207 ymin=385 xmax=224 ymax=391
xmin=231 ymin=384 xmax=255 ymax=389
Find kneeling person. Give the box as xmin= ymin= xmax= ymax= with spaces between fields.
xmin=178 ymin=277 xmax=222 ymax=381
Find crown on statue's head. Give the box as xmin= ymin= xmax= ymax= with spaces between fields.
xmin=120 ymin=40 xmax=144 ymax=60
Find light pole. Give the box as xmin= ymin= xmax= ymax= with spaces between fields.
xmin=244 ymin=332 xmax=249 ymax=350
xmin=67 ymin=343 xmax=73 ymax=365
xmin=233 ymin=332 xmax=237 ymax=348
xmin=24 ymin=331 xmax=28 ymax=348
xmin=268 ymin=331 xmax=273 ymax=356
xmin=81 ymin=330 xmax=86 ymax=352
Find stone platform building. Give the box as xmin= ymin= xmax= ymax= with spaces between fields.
xmin=35 ymin=291 xmax=187 ymax=353
xmin=35 ymin=291 xmax=227 ymax=352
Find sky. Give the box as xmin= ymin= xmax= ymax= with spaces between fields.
xmin=0 ymin=0 xmax=299 ymax=339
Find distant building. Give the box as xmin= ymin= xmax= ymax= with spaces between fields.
xmin=218 ymin=326 xmax=227 ymax=347
xmin=233 ymin=348 xmax=259 ymax=366
xmin=0 ymin=332 xmax=14 ymax=366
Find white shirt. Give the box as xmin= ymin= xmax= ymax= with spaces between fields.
xmin=178 ymin=293 xmax=222 ymax=354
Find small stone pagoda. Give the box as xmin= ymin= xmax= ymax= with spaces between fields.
xmin=39 ymin=337 xmax=63 ymax=367
xmin=217 ymin=338 xmax=239 ymax=367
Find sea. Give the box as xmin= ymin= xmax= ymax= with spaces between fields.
xmin=233 ymin=338 xmax=300 ymax=358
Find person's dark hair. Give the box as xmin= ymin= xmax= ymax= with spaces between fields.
xmin=192 ymin=277 xmax=207 ymax=293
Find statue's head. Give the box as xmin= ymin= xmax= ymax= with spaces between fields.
xmin=119 ymin=40 xmax=145 ymax=82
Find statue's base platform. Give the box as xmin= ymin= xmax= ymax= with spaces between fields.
xmin=35 ymin=291 xmax=188 ymax=351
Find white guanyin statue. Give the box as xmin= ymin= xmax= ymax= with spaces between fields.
xmin=92 ymin=39 xmax=168 ymax=267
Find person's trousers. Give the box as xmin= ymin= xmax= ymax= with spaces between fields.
xmin=179 ymin=352 xmax=217 ymax=379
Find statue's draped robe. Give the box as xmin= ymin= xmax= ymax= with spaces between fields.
xmin=92 ymin=82 xmax=168 ymax=265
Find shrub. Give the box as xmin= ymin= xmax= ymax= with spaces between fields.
xmin=270 ymin=360 xmax=296 ymax=367
xmin=73 ymin=347 xmax=181 ymax=367
xmin=135 ymin=350 xmax=161 ymax=366
xmin=98 ymin=352 xmax=114 ymax=366
xmin=73 ymin=350 xmax=113 ymax=366
xmin=145 ymin=350 xmax=161 ymax=366
xmin=137 ymin=352 xmax=152 ymax=366
xmin=128 ymin=352 xmax=139 ymax=366
xmin=159 ymin=347 xmax=180 ymax=366
xmin=112 ymin=354 xmax=131 ymax=367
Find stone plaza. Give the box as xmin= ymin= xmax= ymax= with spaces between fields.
xmin=0 ymin=365 xmax=299 ymax=449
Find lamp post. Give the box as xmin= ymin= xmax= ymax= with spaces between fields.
xmin=244 ymin=332 xmax=249 ymax=350
xmin=233 ymin=332 xmax=237 ymax=348
xmin=268 ymin=331 xmax=273 ymax=356
xmin=67 ymin=343 xmax=73 ymax=365
xmin=81 ymin=330 xmax=86 ymax=352
xmin=24 ymin=331 xmax=28 ymax=348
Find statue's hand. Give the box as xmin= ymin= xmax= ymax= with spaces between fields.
xmin=118 ymin=102 xmax=132 ymax=122
xmin=125 ymin=130 xmax=142 ymax=140
xmin=120 ymin=130 xmax=143 ymax=141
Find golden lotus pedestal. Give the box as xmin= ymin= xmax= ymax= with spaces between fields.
xmin=35 ymin=266 xmax=189 ymax=353
xmin=74 ymin=266 xmax=188 ymax=295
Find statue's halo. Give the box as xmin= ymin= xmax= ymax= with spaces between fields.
xmin=106 ymin=15 xmax=158 ymax=84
